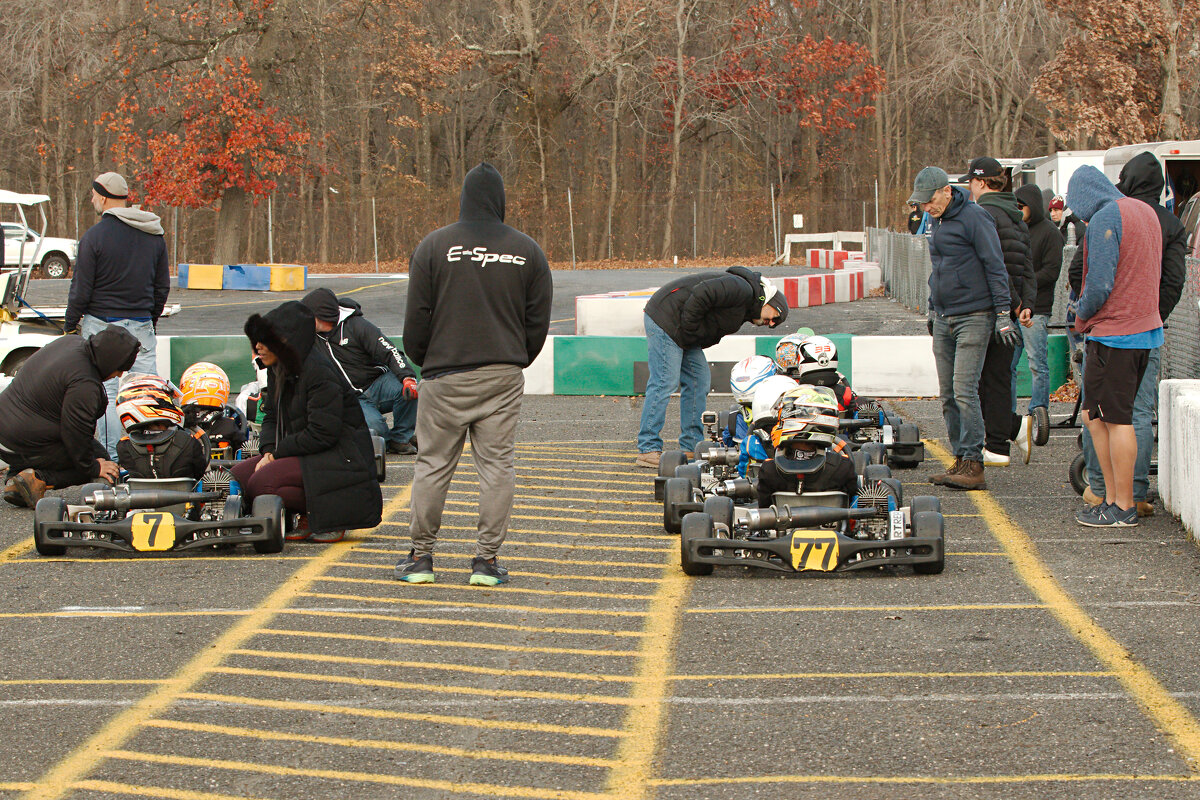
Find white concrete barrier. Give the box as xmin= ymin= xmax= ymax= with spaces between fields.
xmin=850 ymin=336 xmax=940 ymax=397
xmin=1159 ymin=379 xmax=1200 ymax=540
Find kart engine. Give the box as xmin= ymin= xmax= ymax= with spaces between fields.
xmin=852 ymin=482 xmax=894 ymax=539
xmin=202 ymin=464 xmax=234 ymax=498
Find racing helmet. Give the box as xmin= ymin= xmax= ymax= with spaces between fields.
xmin=180 ymin=362 xmax=230 ymax=408
xmin=772 ymin=333 xmax=807 ymax=373
xmin=771 ymin=386 xmax=840 ymax=474
xmin=117 ymin=374 xmax=184 ymax=445
xmin=793 ymin=335 xmax=839 ymax=379
xmin=730 ymin=356 xmax=777 ymax=405
xmin=750 ymin=375 xmax=800 ymax=429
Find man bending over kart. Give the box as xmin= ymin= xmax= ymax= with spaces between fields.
xmin=636 ymin=268 xmax=789 ymax=468
xmin=755 ymin=386 xmax=858 ymax=506
xmin=301 ymin=287 xmax=420 ymax=456
xmin=0 ymin=326 xmax=140 ymax=507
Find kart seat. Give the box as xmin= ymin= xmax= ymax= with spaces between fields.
xmin=771 ymin=490 xmax=849 ymax=509
xmin=127 ymin=477 xmax=198 ymax=515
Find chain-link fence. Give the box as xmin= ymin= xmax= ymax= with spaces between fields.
xmin=867 ymin=228 xmax=1200 ymax=381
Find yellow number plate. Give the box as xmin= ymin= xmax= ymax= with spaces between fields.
xmin=130 ymin=513 xmax=176 ymax=552
xmin=789 ymin=530 xmax=840 ymax=572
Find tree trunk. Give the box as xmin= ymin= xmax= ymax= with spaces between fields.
xmin=213 ymin=186 xmax=248 ymax=264
xmin=660 ymin=0 xmax=689 ymax=259
xmin=606 ymin=64 xmax=624 ymax=260
xmin=1158 ymin=0 xmax=1183 ymax=139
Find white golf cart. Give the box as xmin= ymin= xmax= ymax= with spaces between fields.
xmin=0 ymin=192 xmax=67 ymax=376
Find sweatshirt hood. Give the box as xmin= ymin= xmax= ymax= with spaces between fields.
xmin=940 ymin=185 xmax=969 ymax=219
xmin=104 ymin=206 xmax=164 ymax=235
xmin=1116 ymin=151 xmax=1165 ymax=204
xmin=244 ymin=301 xmax=317 ymax=376
xmin=976 ymin=190 xmax=1023 ymax=223
xmin=1067 ymin=166 xmax=1123 ymax=222
xmin=1014 ymin=184 xmax=1046 ymax=226
xmin=87 ymin=326 xmax=141 ymax=377
xmin=459 ymin=162 xmax=505 ymax=223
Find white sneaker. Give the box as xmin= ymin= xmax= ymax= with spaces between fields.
xmin=1013 ymin=415 xmax=1032 ymax=464
xmin=982 ymin=448 xmax=1010 ymax=467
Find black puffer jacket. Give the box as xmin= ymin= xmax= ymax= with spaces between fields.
xmin=1116 ymin=152 xmax=1187 ymax=323
xmin=0 ymin=327 xmax=139 ymax=478
xmin=644 ymin=266 xmax=765 ymax=349
xmin=245 ymin=302 xmax=382 ymax=534
xmin=1015 ymin=185 xmax=1065 ymax=315
xmin=976 ymin=191 xmax=1036 ymax=314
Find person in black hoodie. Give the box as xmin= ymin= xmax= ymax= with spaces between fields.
xmin=395 ymin=163 xmax=552 ymax=587
xmin=236 ymin=301 xmax=383 ymax=543
xmin=301 ymin=287 xmax=419 ymax=455
xmin=967 ymin=157 xmax=1036 ymax=466
xmin=1013 ymin=184 xmax=1064 ymax=437
xmin=0 ymin=326 xmax=139 ymax=507
xmin=1079 ymin=151 xmax=1187 ymax=516
xmin=636 ymin=266 xmax=789 ymax=468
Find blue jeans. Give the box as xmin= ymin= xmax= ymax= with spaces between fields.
xmin=358 ymin=372 xmax=417 ymax=445
xmin=638 ymin=314 xmax=710 ymax=453
xmin=1011 ymin=314 xmax=1050 ymax=413
xmin=80 ymin=314 xmax=158 ymax=459
xmin=1083 ymin=346 xmax=1158 ymax=501
xmin=931 ymin=311 xmax=991 ymax=461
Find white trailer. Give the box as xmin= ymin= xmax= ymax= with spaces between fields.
xmin=1017 ymin=151 xmax=1105 ymax=198
xmin=1102 ymin=140 xmax=1200 ymax=213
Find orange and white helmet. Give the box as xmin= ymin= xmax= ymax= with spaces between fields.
xmin=180 ymin=362 xmax=230 ymax=408
xmin=117 ymin=374 xmax=184 ymax=433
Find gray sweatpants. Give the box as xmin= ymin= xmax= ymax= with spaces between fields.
xmin=408 ymin=364 xmax=524 ymax=560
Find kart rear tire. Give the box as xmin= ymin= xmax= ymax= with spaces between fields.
xmin=703 ymin=495 xmax=734 ymax=531
xmin=1032 ymin=406 xmax=1050 ymax=446
xmin=659 ymin=450 xmax=687 ymax=480
xmin=889 ymin=423 xmax=922 ymax=469
xmin=675 ymin=464 xmax=702 ymax=490
xmin=860 ymin=442 xmax=886 ymax=465
xmin=33 ymin=497 xmax=67 ymax=556
xmin=909 ymin=496 xmax=941 ymax=515
xmin=862 ymin=464 xmax=892 ymax=484
xmin=694 ymin=441 xmax=715 ymax=462
xmin=680 ymin=512 xmax=715 ymax=576
xmin=251 ymin=494 xmax=286 ymax=554
xmin=663 ymin=477 xmax=690 ymax=534
xmin=880 ymin=477 xmax=903 ymax=507
xmin=78 ymin=482 xmax=108 ymax=505
xmin=911 ymin=511 xmax=945 ymax=575
xmin=1069 ymin=452 xmax=1088 ymax=497
xmin=851 ymin=449 xmax=869 ymax=476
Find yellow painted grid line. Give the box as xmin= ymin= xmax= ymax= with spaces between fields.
xmin=231 ymin=649 xmax=638 ymax=683
xmin=448 ymin=488 xmax=661 ymax=508
xmin=650 ymin=773 xmax=1200 ymax=787
xmin=436 ymin=510 xmax=659 ymax=527
xmin=208 ymin=666 xmax=636 ymax=706
xmin=0 ymin=679 xmax=166 ymax=686
xmin=444 ymin=498 xmax=660 ymax=518
xmin=0 ymin=537 xmax=34 ymax=565
xmin=144 ymin=719 xmax=617 ymax=768
xmin=331 ymin=561 xmax=659 ymax=584
xmin=68 ymin=781 xmax=274 ymax=800
xmin=256 ymin=627 xmax=639 ymax=657
xmin=273 ymin=607 xmax=646 ymax=637
xmin=508 ymin=455 xmax=639 ymax=466
xmin=378 ymin=522 xmax=654 ymax=541
xmin=454 ymin=471 xmax=647 ymax=487
xmin=603 ymin=535 xmax=688 ymax=799
xmin=102 ymin=750 xmax=609 ymax=800
xmin=316 ymin=574 xmax=654 ymax=600
xmin=0 ymin=610 xmax=253 ymax=620
xmin=671 ymin=670 xmax=1116 ymax=681
xmin=18 ymin=486 xmax=413 ymax=800
xmin=293 ymin=592 xmax=650 ymax=618
xmin=349 ymin=549 xmax=666 ymax=569
xmin=179 ymin=691 xmax=624 ymax=738
xmin=928 ymin=438 xmax=1200 ymax=770
xmin=368 ymin=534 xmax=671 ymax=553
xmin=0 ymin=785 xmax=35 ymax=793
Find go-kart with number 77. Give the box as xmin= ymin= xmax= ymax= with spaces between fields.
xmin=33 ymin=477 xmax=286 ymax=556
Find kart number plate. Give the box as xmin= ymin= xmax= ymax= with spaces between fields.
xmin=790 ymin=530 xmax=839 ymax=572
xmin=882 ymin=425 xmax=895 ymax=446
xmin=130 ymin=513 xmax=175 ymax=552
xmin=888 ymin=510 xmax=906 ymax=540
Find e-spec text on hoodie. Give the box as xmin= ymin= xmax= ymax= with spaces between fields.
xmin=446 ymin=245 xmax=527 ymax=266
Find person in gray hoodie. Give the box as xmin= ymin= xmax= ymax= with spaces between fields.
xmin=66 ymin=171 xmax=170 ymax=457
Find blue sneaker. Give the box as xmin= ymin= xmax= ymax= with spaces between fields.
xmin=1075 ymin=503 xmax=1108 ymax=527
xmin=1077 ymin=503 xmax=1138 ymax=528
xmin=469 ymin=556 xmax=510 ymax=586
xmin=394 ymin=550 xmax=435 ymax=583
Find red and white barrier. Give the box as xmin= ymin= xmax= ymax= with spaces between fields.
xmin=806 ymin=248 xmax=867 ymax=270
xmin=777 ymin=264 xmax=881 ymax=307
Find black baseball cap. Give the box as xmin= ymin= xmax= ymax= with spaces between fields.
xmin=966 ymin=157 xmax=1004 ymax=180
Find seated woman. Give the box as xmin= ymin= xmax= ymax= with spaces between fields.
xmin=232 ymin=301 xmax=383 ymax=543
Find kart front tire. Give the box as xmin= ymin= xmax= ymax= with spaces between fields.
xmin=680 ymin=512 xmax=715 ymax=576
xmin=861 ymin=442 xmax=886 ymax=465
xmin=703 ymin=495 xmax=734 ymax=531
xmin=659 ymin=450 xmax=688 ymax=480
xmin=675 ymin=464 xmax=702 ymax=490
xmin=1069 ymin=452 xmax=1087 ymax=497
xmin=862 ymin=464 xmax=892 ymax=484
xmin=663 ymin=477 xmax=690 ymax=535
xmin=251 ymin=494 xmax=286 ymax=554
xmin=33 ymin=497 xmax=67 ymax=556
xmin=909 ymin=496 xmax=941 ymax=516
xmin=911 ymin=511 xmax=945 ymax=575
xmin=694 ymin=441 xmax=715 ymax=462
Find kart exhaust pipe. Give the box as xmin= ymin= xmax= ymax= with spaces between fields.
xmin=87 ymin=486 xmax=225 ymax=512
xmin=837 ymin=418 xmax=878 ymax=431
xmin=713 ymin=478 xmax=755 ymax=499
xmin=700 ymin=447 xmax=740 ymax=468
xmin=744 ymin=504 xmax=882 ymax=531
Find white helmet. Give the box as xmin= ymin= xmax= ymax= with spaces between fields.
xmin=729 ymin=356 xmax=777 ymax=404
xmin=750 ymin=375 xmax=800 ymax=428
xmin=793 ymin=335 xmax=838 ymax=378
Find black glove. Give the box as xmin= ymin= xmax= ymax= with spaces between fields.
xmin=993 ymin=313 xmax=1021 ymax=348
xmin=927 ymin=313 xmax=934 ymax=336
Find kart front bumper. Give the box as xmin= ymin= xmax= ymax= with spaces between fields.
xmin=684 ymin=530 xmax=943 ymax=573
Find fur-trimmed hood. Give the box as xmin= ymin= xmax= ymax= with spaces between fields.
xmin=244 ymin=301 xmax=317 ymax=376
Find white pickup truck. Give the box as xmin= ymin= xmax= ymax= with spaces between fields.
xmin=2 ymin=220 xmax=77 ymax=278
